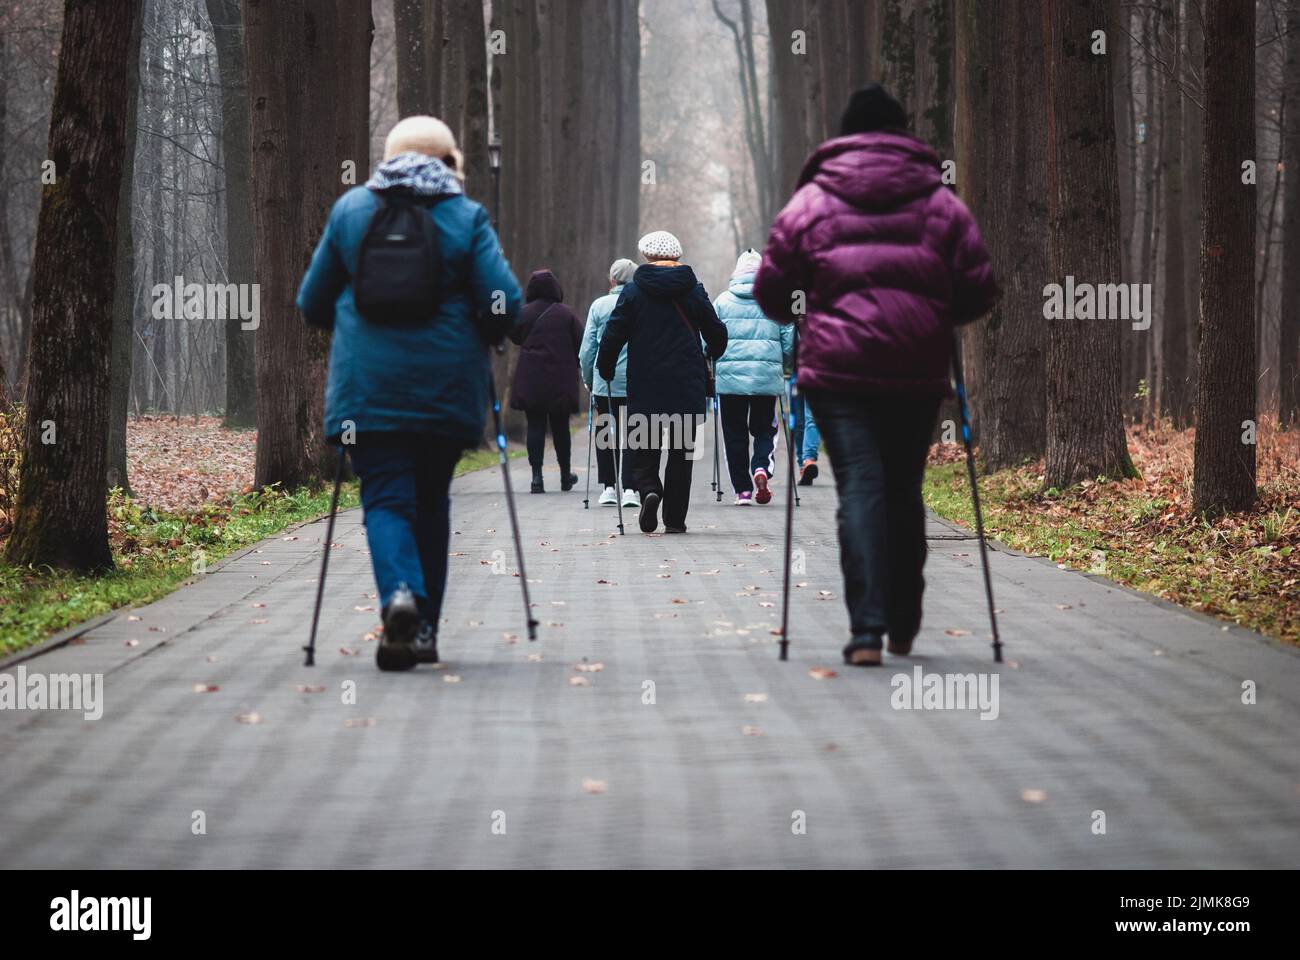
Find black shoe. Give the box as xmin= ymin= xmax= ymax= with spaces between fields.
xmin=799 ymin=460 xmax=818 ymax=486
xmin=842 ymin=634 xmax=883 ymax=667
xmin=638 ymin=491 xmax=661 ymax=533
xmin=664 ymin=523 xmax=687 ymax=534
xmin=377 ymin=585 xmax=420 ymax=672
xmin=412 ymin=620 xmax=439 ymax=664
xmin=560 ymin=471 xmax=578 ymax=491
xmin=530 ymin=466 xmax=544 ymax=494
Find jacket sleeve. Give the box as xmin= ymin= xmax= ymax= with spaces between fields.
xmin=578 ymin=303 xmax=600 ymax=389
xmin=779 ymin=315 xmax=796 ymax=363
xmin=753 ymin=198 xmax=812 ymax=325
xmin=945 ymin=192 xmax=1000 ymax=325
xmin=694 ymin=285 xmax=728 ymax=360
xmin=469 ymin=204 xmax=525 ymax=334
xmin=296 ymin=202 xmax=349 ymax=330
xmin=597 ymin=288 xmax=630 ymax=384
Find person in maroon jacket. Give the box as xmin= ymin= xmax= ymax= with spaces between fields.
xmin=509 ymin=269 xmax=585 ymax=493
xmin=754 ymin=85 xmax=999 ymax=667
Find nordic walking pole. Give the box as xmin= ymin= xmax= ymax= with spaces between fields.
xmin=490 ymin=368 xmax=539 ymax=640
xmin=951 ymin=337 xmax=1002 ymax=663
xmin=712 ymin=361 xmax=723 ymax=502
xmin=305 ymin=445 xmax=347 ymax=666
xmin=777 ymin=394 xmax=800 ymax=507
xmin=583 ymin=398 xmax=594 ymax=509
xmin=778 ymin=373 xmax=797 ymax=661
xmin=613 ymin=403 xmax=626 ymax=535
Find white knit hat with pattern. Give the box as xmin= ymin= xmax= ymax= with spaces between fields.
xmin=734 ymin=248 xmax=762 ymax=275
xmin=638 ymin=230 xmax=683 ymax=261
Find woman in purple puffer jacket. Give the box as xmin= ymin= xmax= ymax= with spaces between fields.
xmin=754 ymin=85 xmax=999 ymax=667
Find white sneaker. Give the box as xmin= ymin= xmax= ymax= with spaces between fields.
xmin=598 ymin=486 xmax=618 ymax=506
xmin=622 ymin=488 xmax=641 ymax=508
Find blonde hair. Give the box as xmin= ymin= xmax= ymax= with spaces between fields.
xmin=383 ymin=115 xmax=464 ymax=179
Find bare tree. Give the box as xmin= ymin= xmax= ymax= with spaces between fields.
xmin=5 ymin=0 xmax=141 ymax=570
xmin=1041 ymin=0 xmax=1136 ymax=487
xmin=1283 ymin=0 xmax=1300 ymax=425
xmin=1193 ymin=0 xmax=1256 ymax=513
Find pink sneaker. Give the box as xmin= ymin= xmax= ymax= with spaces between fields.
xmin=734 ymin=491 xmax=754 ymax=505
xmin=753 ymin=469 xmax=771 ymax=504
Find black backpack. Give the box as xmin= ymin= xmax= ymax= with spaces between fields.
xmin=354 ymin=190 xmax=453 ymax=325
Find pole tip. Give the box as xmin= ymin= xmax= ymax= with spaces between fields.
xmin=302 ymin=646 xmax=315 ymax=667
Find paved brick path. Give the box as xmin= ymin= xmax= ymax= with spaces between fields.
xmin=2 ymin=418 xmax=1298 ymax=868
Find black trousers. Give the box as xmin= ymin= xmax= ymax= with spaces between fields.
xmin=629 ymin=414 xmax=702 ymax=528
xmin=592 ymin=395 xmax=632 ymax=489
xmin=804 ymin=390 xmax=940 ymax=646
xmin=525 ymin=408 xmax=572 ymax=470
xmin=719 ymin=394 xmax=778 ymax=494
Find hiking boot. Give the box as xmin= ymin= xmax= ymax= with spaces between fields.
xmin=639 ymin=491 xmax=661 ymax=533
xmin=598 ymin=485 xmax=618 ymax=506
xmin=377 ymin=585 xmax=420 ymax=672
xmin=753 ymin=469 xmax=772 ymax=504
xmin=664 ymin=523 xmax=687 ymax=534
xmin=621 ymin=488 xmax=641 ymax=508
xmin=842 ymin=634 xmax=883 ymax=667
xmin=734 ymin=491 xmax=754 ymax=505
xmin=560 ymin=469 xmax=578 ymax=491
xmin=887 ymin=633 xmax=915 ymax=656
xmin=799 ymin=459 xmax=819 ymax=486
xmin=530 ymin=466 xmax=544 ymax=494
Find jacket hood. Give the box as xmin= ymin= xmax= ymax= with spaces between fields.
xmin=365 ymin=152 xmax=464 ymax=197
xmin=526 ymin=270 xmax=564 ymax=303
xmin=799 ymin=131 xmax=941 ymax=210
xmin=633 ymin=263 xmax=698 ymax=299
xmin=728 ymin=272 xmax=756 ymax=298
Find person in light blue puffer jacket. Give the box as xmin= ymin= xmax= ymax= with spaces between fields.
xmin=713 ymin=249 xmax=795 ymax=505
xmin=579 ymin=258 xmax=637 ymax=506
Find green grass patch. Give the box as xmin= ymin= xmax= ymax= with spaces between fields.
xmin=0 ymin=445 xmax=518 ymax=657
xmin=924 ymin=461 xmax=1300 ymax=645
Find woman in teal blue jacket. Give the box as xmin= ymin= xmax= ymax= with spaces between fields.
xmin=712 ymin=250 xmax=795 ymax=505
xmin=296 ymin=116 xmax=522 ymax=671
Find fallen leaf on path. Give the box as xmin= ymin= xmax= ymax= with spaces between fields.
xmin=945 ymin=629 xmax=971 ymax=637
xmin=235 ymin=712 xmax=262 ymax=725
xmin=582 ymin=778 xmax=607 ymax=794
xmin=339 ymin=647 xmax=361 ymax=656
xmin=127 ymin=615 xmax=142 ymax=622
xmin=575 ymin=662 xmax=604 ymax=672
xmin=206 ymin=655 xmax=218 ymax=663
xmin=526 ymin=653 xmax=543 ymax=662
xmin=124 ymin=639 xmax=139 ymax=647
xmin=353 ymin=605 xmax=375 ymax=612
xmin=742 ymin=725 xmax=762 ymax=736
xmin=296 ymin=684 xmax=326 ymax=694
xmin=344 ymin=717 xmax=377 ymax=728
xmin=759 ymin=601 xmax=775 ymax=608
xmin=744 ymin=693 xmax=768 ymax=703
xmin=809 ymin=667 xmax=838 ymax=680
xmin=193 ymin=684 xmax=219 ymax=693
xmin=443 ymin=674 xmax=462 ymax=683
xmin=671 ymin=598 xmax=690 ymax=604
xmin=1020 ymin=789 xmax=1048 ymax=804
xmin=250 ymin=602 xmax=266 ymax=608
xmin=569 ymin=676 xmax=590 ymax=686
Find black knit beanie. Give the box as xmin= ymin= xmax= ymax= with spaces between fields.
xmin=839 ymin=84 xmax=908 ymax=136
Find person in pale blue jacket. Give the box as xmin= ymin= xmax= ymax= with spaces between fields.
xmin=579 ymin=258 xmax=637 ymax=507
xmin=297 ymin=116 xmax=522 ymax=671
xmin=713 ymin=249 xmax=795 ymax=504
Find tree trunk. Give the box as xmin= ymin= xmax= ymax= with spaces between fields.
xmin=207 ymin=0 xmax=257 ymax=428
xmin=766 ymin=0 xmax=811 ymax=200
xmin=5 ymin=0 xmax=141 ymax=571
xmin=394 ymin=0 xmax=432 ymax=116
xmin=1192 ymin=0 xmax=1256 ymax=514
xmin=1159 ymin=0 xmax=1189 ymax=425
xmin=245 ymin=0 xmax=371 ymax=491
xmin=456 ymin=0 xmax=490 ymax=200
xmin=1041 ymin=0 xmax=1135 ymax=488
xmin=1182 ymin=1 xmax=1204 ymax=420
xmin=106 ymin=6 xmax=144 ymax=494
xmin=1282 ymin=0 xmax=1300 ymax=426
xmin=954 ymin=0 xmax=1047 ymax=469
